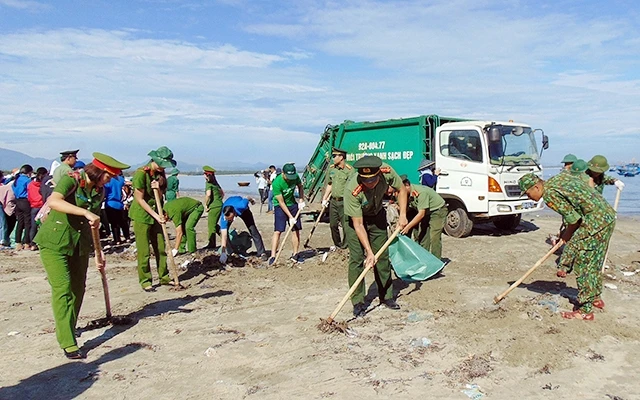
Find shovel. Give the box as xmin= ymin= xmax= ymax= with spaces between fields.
xmin=303 ymin=204 xmax=327 ymax=248
xmin=494 ymin=239 xmax=565 ymax=304
xmin=320 ymin=226 xmax=402 ymax=328
xmin=85 ymin=227 xmax=132 ymax=328
xmin=153 ymin=188 xmax=181 ymax=287
xmin=601 ymin=188 xmax=621 ymax=273
xmin=273 ymin=208 xmax=302 ymax=265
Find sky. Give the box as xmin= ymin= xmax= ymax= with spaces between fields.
xmin=0 ymin=0 xmax=639 ymax=168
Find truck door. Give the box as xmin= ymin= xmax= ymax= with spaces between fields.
xmin=435 ymin=127 xmax=489 ymax=213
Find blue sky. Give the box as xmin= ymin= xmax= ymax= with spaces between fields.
xmin=1 ymin=0 xmax=639 ymax=168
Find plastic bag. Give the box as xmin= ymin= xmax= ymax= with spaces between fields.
xmin=389 ymin=234 xmax=445 ymax=282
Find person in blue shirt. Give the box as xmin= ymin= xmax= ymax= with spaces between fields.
xmin=12 ymin=164 xmax=33 ymax=250
xmin=103 ymin=173 xmax=130 ymax=244
xmin=417 ymin=159 xmax=440 ymax=189
xmin=218 ymin=196 xmax=267 ymax=263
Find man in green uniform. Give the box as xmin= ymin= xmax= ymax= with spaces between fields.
xmin=519 ymin=172 xmax=615 ymax=321
xmin=569 ymin=159 xmax=591 ymax=184
xmin=204 ymin=165 xmax=224 ymax=249
xmin=163 ymin=197 xmax=204 ymax=255
xmin=320 ymin=147 xmax=355 ymax=251
xmin=398 ymin=175 xmax=447 ymax=260
xmin=268 ymin=163 xmax=305 ymax=265
xmin=52 ymin=149 xmax=79 ymax=185
xmin=344 ymin=155 xmax=408 ymax=317
xmin=166 ymin=168 xmax=180 ymax=201
xmin=129 ymin=146 xmax=176 ymax=291
xmin=35 ymin=152 xmax=129 ymax=359
xmin=586 ymin=155 xmax=624 ymax=194
xmin=561 ymin=154 xmax=577 ymax=171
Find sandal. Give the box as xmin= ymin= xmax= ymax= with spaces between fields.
xmin=561 ymin=310 xmax=594 ymax=320
xmin=556 ymin=270 xmax=567 ymax=278
xmin=142 ymin=286 xmax=155 ymax=292
xmin=592 ymin=299 xmax=605 ymax=309
xmin=64 ymin=348 xmax=86 ymax=360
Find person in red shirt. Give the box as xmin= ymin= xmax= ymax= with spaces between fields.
xmin=27 ymin=167 xmax=48 ymax=250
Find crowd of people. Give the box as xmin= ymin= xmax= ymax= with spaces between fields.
xmin=0 ymin=146 xmax=624 ymax=360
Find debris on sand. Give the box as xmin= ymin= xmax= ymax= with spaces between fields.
xmin=585 ymin=349 xmax=605 ymax=361
xmin=317 ymin=318 xmax=357 ymax=337
xmin=446 ymin=353 xmax=494 ymax=382
xmin=461 ymin=383 xmax=485 ymax=399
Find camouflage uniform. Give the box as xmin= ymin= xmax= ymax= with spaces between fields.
xmin=543 ymin=172 xmax=616 ymax=313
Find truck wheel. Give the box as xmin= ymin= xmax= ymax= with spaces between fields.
xmin=493 ymin=214 xmax=522 ymax=230
xmin=444 ymin=207 xmax=473 ymax=238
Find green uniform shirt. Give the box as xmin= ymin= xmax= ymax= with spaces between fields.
xmin=344 ymin=163 xmax=403 ymax=218
xmin=163 ymin=197 xmax=201 ymax=226
xmin=166 ymin=175 xmax=179 ymax=201
xmin=408 ymin=183 xmax=445 ymax=212
xmin=544 ymin=172 xmax=615 ymax=236
xmin=271 ymin=174 xmax=301 ymax=207
xmin=205 ymin=182 xmax=223 ymax=211
xmin=129 ymin=165 xmax=164 ymax=225
xmin=34 ymin=172 xmax=103 ymax=256
xmin=326 ymin=164 xmax=355 ymax=199
xmin=52 ymin=163 xmax=72 ymax=185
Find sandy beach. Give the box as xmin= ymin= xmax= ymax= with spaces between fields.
xmin=1 ymin=200 xmax=639 ymax=400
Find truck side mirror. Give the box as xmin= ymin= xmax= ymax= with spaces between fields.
xmin=488 ymin=127 xmax=501 ymax=142
xmin=542 ymin=134 xmax=549 ymax=150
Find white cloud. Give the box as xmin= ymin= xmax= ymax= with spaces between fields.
xmin=0 ymin=0 xmax=48 ymax=11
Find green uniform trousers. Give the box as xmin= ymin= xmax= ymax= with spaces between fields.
xmin=133 ymin=220 xmax=170 ymax=288
xmin=411 ymin=206 xmax=447 ymax=260
xmin=345 ymin=211 xmax=393 ymax=305
xmin=40 ymin=247 xmax=89 ymax=351
xmin=179 ymin=203 xmax=204 ymax=253
xmin=207 ymin=205 xmax=222 ymax=248
xmin=329 ymin=198 xmax=347 ymax=249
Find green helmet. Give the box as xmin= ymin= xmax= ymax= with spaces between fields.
xmin=561 ymin=154 xmax=578 ymax=164
xmin=570 ymin=159 xmax=588 ymax=174
xmin=587 ymin=155 xmax=609 ymax=174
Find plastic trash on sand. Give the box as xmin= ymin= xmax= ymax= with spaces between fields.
xmin=389 ymin=234 xmax=445 ymax=282
xmin=604 ymin=283 xmax=618 ymax=290
xmin=410 ymin=337 xmax=431 ymax=348
xmin=461 ymin=384 xmax=485 ymax=399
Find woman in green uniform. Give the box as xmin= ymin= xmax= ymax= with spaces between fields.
xmin=34 ymin=153 xmax=129 ymax=359
xmin=203 ymin=166 xmax=224 ymax=249
xmin=129 ymin=146 xmax=176 ymax=291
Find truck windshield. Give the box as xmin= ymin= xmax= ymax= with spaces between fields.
xmin=488 ymin=126 xmax=540 ymax=166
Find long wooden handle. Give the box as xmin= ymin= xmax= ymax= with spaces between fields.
xmin=91 ymin=227 xmax=111 ymax=319
xmin=601 ymin=188 xmax=622 ymax=273
xmin=303 ymin=204 xmax=327 ymax=247
xmin=274 ymin=208 xmax=303 ymax=264
xmin=153 ymin=188 xmax=180 ymax=286
xmin=327 ymin=226 xmax=402 ymax=323
xmin=494 ymin=240 xmax=565 ymax=304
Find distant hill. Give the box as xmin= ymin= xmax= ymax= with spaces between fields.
xmin=0 ymin=148 xmax=54 ymax=171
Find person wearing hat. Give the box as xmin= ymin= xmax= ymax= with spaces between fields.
xmin=203 ymin=166 xmax=224 ymax=249
xmin=268 ymin=163 xmax=305 ymax=265
xmin=320 ymin=147 xmax=355 ymax=251
xmin=397 ymin=175 xmax=447 ymax=259
xmin=218 ymin=196 xmax=267 ymax=263
xmin=73 ymin=160 xmax=86 ymax=171
xmin=417 ymin=159 xmax=441 ymax=189
xmin=519 ymin=172 xmax=615 ymax=321
xmin=586 ymin=155 xmax=624 ymax=195
xmin=52 ymin=149 xmax=80 ymax=185
xmin=165 ymin=168 xmax=180 ymax=202
xmin=343 ymin=155 xmax=408 ymax=317
xmin=569 ymin=159 xmax=591 ymax=185
xmin=34 ymin=152 xmax=129 ymax=359
xmin=561 ymin=154 xmax=578 ymax=171
xmin=129 ymin=146 xmax=176 ymax=291
xmin=163 ymin=197 xmax=204 ymax=255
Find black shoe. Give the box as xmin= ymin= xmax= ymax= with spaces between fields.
xmin=267 ymin=257 xmax=275 ymax=266
xmin=259 ymin=253 xmax=269 ymax=261
xmin=64 ymin=348 xmax=86 ymax=360
xmin=290 ymin=253 xmax=304 ymax=264
xmin=353 ymin=303 xmax=366 ymax=318
xmin=382 ymin=299 xmax=400 ymax=310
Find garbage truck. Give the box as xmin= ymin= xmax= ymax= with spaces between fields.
xmin=301 ymin=115 xmax=549 ymax=238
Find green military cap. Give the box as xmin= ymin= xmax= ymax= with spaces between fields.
xmin=148 ymin=146 xmax=176 ymax=169
xmin=332 ymin=147 xmax=347 ymax=156
xmin=587 ymin=155 xmax=609 ymax=173
xmin=353 ymin=155 xmax=382 ymax=178
xmin=417 ymin=158 xmax=435 ymax=171
xmin=203 ymin=165 xmax=216 ymax=174
xmin=561 ymin=154 xmax=578 ymax=164
xmin=91 ymin=152 xmax=130 ymax=175
xmin=518 ymin=173 xmax=542 ymax=193
xmin=170 ymin=168 xmax=180 ymax=176
xmin=570 ymin=159 xmax=588 ymax=174
xmin=282 ymin=163 xmax=298 ymax=180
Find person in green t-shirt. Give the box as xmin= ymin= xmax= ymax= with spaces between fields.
xmin=163 ymin=197 xmax=204 ymax=255
xmin=129 ymin=146 xmax=176 ymax=291
xmin=203 ymin=165 xmax=224 ymax=249
xmin=267 ymin=163 xmax=305 ymax=266
xmin=34 ymin=152 xmax=129 ymax=360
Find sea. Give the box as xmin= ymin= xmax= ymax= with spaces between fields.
xmin=177 ymin=169 xmax=640 ymax=216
